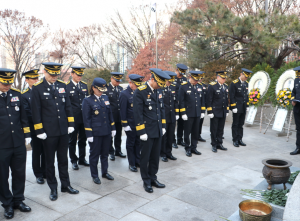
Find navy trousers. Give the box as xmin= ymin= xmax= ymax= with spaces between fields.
xmin=68 ymin=122 xmax=87 ymax=163
xmin=89 ymin=135 xmax=110 ymax=178
xmin=125 ymin=130 xmax=141 ymax=166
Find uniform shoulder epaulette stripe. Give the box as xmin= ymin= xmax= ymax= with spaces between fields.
xmin=246 ymin=80 xmax=249 ymax=83
xmin=171 ymin=84 xmax=176 ymax=87
xmin=209 ymin=82 xmax=217 ymax=85
xmin=138 ymin=85 xmax=147 ymax=91
xmin=34 ymin=79 xmax=43 ymax=86
xmin=107 ymin=83 xmax=110 ymax=86
xmin=197 ymin=82 xmax=202 ymax=85
xmin=21 ymin=88 xmax=29 ymax=94
xmin=57 ymin=79 xmax=66 ymax=84
xmin=81 ymin=81 xmax=87 ymax=84
xmin=224 ymin=83 xmax=228 ymax=86
xmin=233 ymin=79 xmax=239 ymax=83
xmin=11 ymin=88 xmax=20 ymax=93
xmin=181 ymin=82 xmax=187 ymax=85
xmin=66 ymin=81 xmax=70 ymax=85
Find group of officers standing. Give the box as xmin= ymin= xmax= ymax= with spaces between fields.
xmin=0 ymin=60 xmax=264 ymax=219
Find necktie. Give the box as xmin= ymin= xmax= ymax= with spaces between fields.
xmin=221 ymin=85 xmax=225 ymax=92
xmin=77 ymin=83 xmax=80 ymax=89
xmin=52 ymin=84 xmax=55 ymax=91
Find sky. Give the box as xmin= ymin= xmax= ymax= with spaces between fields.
xmin=0 ymin=0 xmax=177 ymax=30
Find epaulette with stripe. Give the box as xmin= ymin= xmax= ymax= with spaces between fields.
xmin=11 ymin=88 xmax=20 ymax=93
xmin=138 ymin=85 xmax=147 ymax=91
xmin=57 ymin=79 xmax=66 ymax=84
xmin=181 ymin=82 xmax=187 ymax=85
xmin=171 ymin=84 xmax=176 ymax=87
xmin=246 ymin=80 xmax=249 ymax=83
xmin=81 ymin=81 xmax=87 ymax=84
xmin=21 ymin=88 xmax=29 ymax=94
xmin=233 ymin=79 xmax=239 ymax=84
xmin=66 ymin=81 xmax=70 ymax=85
xmin=198 ymin=82 xmax=202 ymax=85
xmin=34 ymin=79 xmax=43 ymax=86
xmin=224 ymin=83 xmax=228 ymax=86
xmin=209 ymin=82 xmax=217 ymax=85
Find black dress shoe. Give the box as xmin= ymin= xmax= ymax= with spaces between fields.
xmin=217 ymin=144 xmax=227 ymax=151
xmin=198 ymin=136 xmax=206 ymax=142
xmin=109 ymin=154 xmax=115 ymax=161
xmin=290 ymin=148 xmax=300 ymax=155
xmin=93 ymin=177 xmax=101 ymax=184
xmin=238 ymin=140 xmax=246 ymax=146
xmin=177 ymin=140 xmax=185 ymax=146
xmin=143 ymin=183 xmax=153 ymax=193
xmin=129 ymin=165 xmax=138 ymax=172
xmin=72 ymin=162 xmax=79 ymax=170
xmin=50 ymin=189 xmax=58 ymax=201
xmin=172 ymin=143 xmax=178 ymax=149
xmin=14 ymin=202 xmax=31 ymax=212
xmin=212 ymin=146 xmax=217 ymax=153
xmin=151 ymin=180 xmax=165 ymax=188
xmin=102 ymin=173 xmax=114 ymax=180
xmin=161 ymin=157 xmax=168 ymax=162
xmin=78 ymin=160 xmax=90 ymax=166
xmin=185 ymin=150 xmax=192 ymax=157
xmin=233 ymin=141 xmax=239 ymax=147
xmin=4 ymin=206 xmax=14 ymax=219
xmin=191 ymin=149 xmax=202 ymax=155
xmin=61 ymin=186 xmax=79 ymax=194
xmin=36 ymin=177 xmax=45 ymax=184
xmin=115 ymin=151 xmax=126 ymax=158
xmin=167 ymin=155 xmax=177 ymax=160
xmin=135 ymin=163 xmax=140 ymax=168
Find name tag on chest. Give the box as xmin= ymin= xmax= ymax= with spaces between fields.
xmin=43 ymin=92 xmax=50 ymax=95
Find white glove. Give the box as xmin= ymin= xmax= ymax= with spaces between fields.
xmin=111 ymin=130 xmax=116 ymax=137
xmin=232 ymin=108 xmax=238 ymax=113
xmin=208 ymin=114 xmax=214 ymax=118
xmin=37 ymin=133 xmax=47 ymax=140
xmin=124 ymin=126 xmax=132 ymax=131
xmin=162 ymin=128 xmax=166 ymax=135
xmin=182 ymin=114 xmax=188 ymax=121
xmin=87 ymin=137 xmax=93 ymax=143
xmin=246 ymin=107 xmax=249 ymax=111
xmin=176 ymin=115 xmax=179 ymax=120
xmin=68 ymin=127 xmax=75 ymax=134
xmin=226 ymin=113 xmax=229 ymax=117
xmin=25 ymin=138 xmax=31 ymax=145
xmin=201 ymin=113 xmax=205 ymax=118
xmin=140 ymin=134 xmax=148 ymax=141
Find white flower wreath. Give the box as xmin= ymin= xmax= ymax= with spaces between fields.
xmin=248 ymin=71 xmax=271 ymax=98
xmin=275 ymin=69 xmax=295 ymax=94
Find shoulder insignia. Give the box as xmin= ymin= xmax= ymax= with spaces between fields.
xmin=181 ymin=82 xmax=187 ymax=85
xmin=57 ymin=79 xmax=66 ymax=84
xmin=66 ymin=81 xmax=70 ymax=85
xmin=171 ymin=84 xmax=176 ymax=87
xmin=197 ymin=82 xmax=202 ymax=85
xmin=107 ymin=83 xmax=110 ymax=86
xmin=21 ymin=88 xmax=29 ymax=94
xmin=224 ymin=83 xmax=228 ymax=86
xmin=233 ymin=79 xmax=239 ymax=84
xmin=34 ymin=79 xmax=43 ymax=86
xmin=138 ymin=85 xmax=147 ymax=91
xmin=246 ymin=80 xmax=249 ymax=83
xmin=209 ymin=82 xmax=217 ymax=85
xmin=11 ymin=88 xmax=20 ymax=93
xmin=81 ymin=80 xmax=87 ymax=84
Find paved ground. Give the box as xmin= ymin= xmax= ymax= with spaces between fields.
xmin=3 ymin=123 xmax=300 ymax=221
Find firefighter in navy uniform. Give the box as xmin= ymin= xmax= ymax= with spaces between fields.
xmin=179 ymin=71 xmax=205 ymax=157
xmin=82 ymin=78 xmax=116 ymax=184
xmin=198 ymin=73 xmax=207 ymax=142
xmin=229 ymin=68 xmax=251 ymax=147
xmin=173 ymin=63 xmax=188 ymax=148
xmin=119 ymin=74 xmax=144 ymax=172
xmin=290 ymin=66 xmax=300 ymax=155
xmin=0 ymin=69 xmax=32 ymax=219
xmin=105 ymin=72 xmax=126 ymax=161
xmin=31 ymin=62 xmax=79 ymax=201
xmin=160 ymin=71 xmax=178 ymax=162
xmin=66 ymin=66 xmax=89 ymax=170
xmin=207 ymin=71 xmax=229 ymax=153
xmin=133 ymin=68 xmax=170 ymax=193
xmin=21 ymin=69 xmax=46 ymax=184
